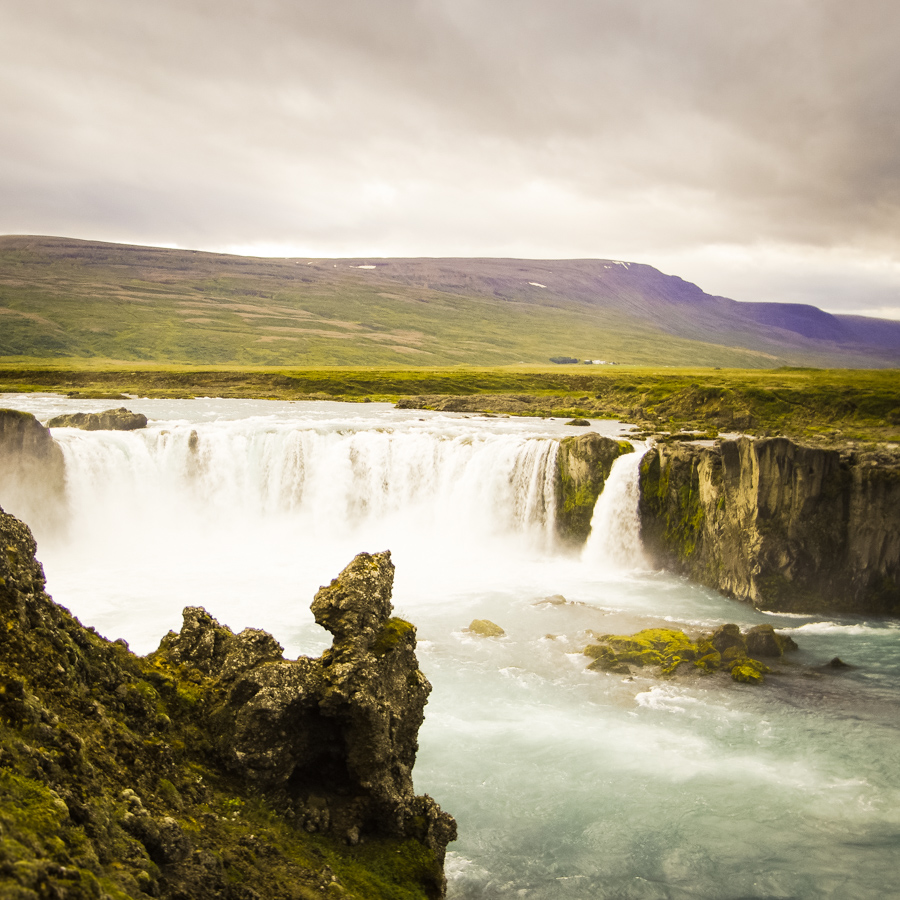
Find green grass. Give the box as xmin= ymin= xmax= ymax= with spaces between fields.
xmin=0 ymin=363 xmax=896 ymax=443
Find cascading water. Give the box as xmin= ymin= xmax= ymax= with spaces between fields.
xmin=582 ymin=442 xmax=648 ymax=569
xmin=3 ymin=394 xmax=899 ymax=900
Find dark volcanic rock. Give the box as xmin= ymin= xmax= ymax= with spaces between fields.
xmin=639 ymin=437 xmax=900 ymax=615
xmin=744 ymin=624 xmax=799 ymax=657
xmin=156 ymin=550 xmax=456 ymax=869
xmin=48 ymin=406 xmax=148 ymax=430
xmin=0 ymin=506 xmax=455 ymax=900
xmin=555 ymin=433 xmax=632 ymax=546
xmin=0 ymin=408 xmax=67 ymax=533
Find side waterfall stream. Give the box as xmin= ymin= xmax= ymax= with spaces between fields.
xmin=3 ymin=395 xmax=899 ymax=900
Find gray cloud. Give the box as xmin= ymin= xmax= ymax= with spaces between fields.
xmin=1 ymin=0 xmax=899 ymax=313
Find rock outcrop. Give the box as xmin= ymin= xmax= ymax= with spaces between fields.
xmin=154 ymin=551 xmax=456 ymax=868
xmin=639 ymin=437 xmax=900 ymax=615
xmin=583 ymin=623 xmax=799 ymax=684
xmin=48 ymin=407 xmax=148 ymax=430
xmin=555 ymin=433 xmax=633 ymax=545
xmin=0 ymin=506 xmax=454 ymax=900
xmin=0 ymin=408 xmax=67 ymax=534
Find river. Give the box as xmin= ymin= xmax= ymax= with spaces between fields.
xmin=3 ymin=394 xmax=899 ymax=900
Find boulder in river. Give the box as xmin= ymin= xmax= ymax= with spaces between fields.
xmin=584 ymin=623 xmax=797 ymax=684
xmin=466 ymin=619 xmax=506 ymax=637
xmin=48 ymin=406 xmax=148 ymax=430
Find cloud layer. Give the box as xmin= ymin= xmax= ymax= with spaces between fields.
xmin=2 ymin=0 xmax=899 ymax=313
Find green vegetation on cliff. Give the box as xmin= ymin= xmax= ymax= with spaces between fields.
xmin=638 ymin=438 xmax=900 ymax=615
xmin=554 ymin=434 xmax=632 ymax=545
xmin=0 ymin=510 xmax=451 ymax=900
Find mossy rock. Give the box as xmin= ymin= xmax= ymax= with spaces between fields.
xmin=731 ymin=660 xmax=768 ymax=683
xmin=372 ymin=618 xmax=416 ymax=656
xmin=584 ymin=625 xmax=791 ymax=685
xmin=554 ymin=433 xmax=631 ymax=546
xmin=466 ymin=619 xmax=505 ymax=638
xmin=0 ymin=507 xmax=453 ymax=900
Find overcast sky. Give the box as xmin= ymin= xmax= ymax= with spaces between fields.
xmin=2 ymin=0 xmax=899 ymax=317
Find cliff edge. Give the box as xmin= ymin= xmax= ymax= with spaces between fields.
xmin=0 ymin=506 xmax=454 ymax=900
xmin=0 ymin=408 xmax=67 ymax=534
xmin=639 ymin=437 xmax=900 ymax=615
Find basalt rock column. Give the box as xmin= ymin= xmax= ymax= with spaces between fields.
xmin=638 ymin=437 xmax=900 ymax=614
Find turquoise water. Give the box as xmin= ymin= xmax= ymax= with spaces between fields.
xmin=2 ymin=394 xmax=898 ymax=900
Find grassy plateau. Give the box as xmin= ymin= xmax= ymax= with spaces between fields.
xmin=0 ymin=363 xmax=897 ymax=445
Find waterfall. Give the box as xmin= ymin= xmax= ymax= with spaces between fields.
xmin=581 ymin=442 xmax=648 ymax=568
xmin=8 ymin=399 xmax=898 ymax=900
xmin=52 ymin=422 xmax=562 ymax=551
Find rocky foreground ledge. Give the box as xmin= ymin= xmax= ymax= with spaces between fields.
xmin=0 ymin=507 xmax=454 ymax=900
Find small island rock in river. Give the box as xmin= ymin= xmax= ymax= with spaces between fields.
xmin=555 ymin=433 xmax=633 ymax=545
xmin=584 ymin=623 xmax=799 ymax=684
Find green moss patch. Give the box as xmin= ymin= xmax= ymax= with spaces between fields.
xmin=584 ymin=623 xmax=797 ymax=684
xmin=372 ymin=618 xmax=415 ymax=656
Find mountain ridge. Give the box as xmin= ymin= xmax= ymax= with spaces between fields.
xmin=1 ymin=235 xmax=898 ymax=368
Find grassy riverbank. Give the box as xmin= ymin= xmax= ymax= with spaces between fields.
xmin=0 ymin=363 xmax=897 ymax=444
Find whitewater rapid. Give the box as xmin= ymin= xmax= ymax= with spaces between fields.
xmin=3 ymin=394 xmax=899 ymax=900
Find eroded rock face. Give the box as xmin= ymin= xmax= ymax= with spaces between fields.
xmin=555 ymin=433 xmax=632 ymax=545
xmin=639 ymin=437 xmax=900 ymax=614
xmin=0 ymin=408 xmax=67 ymax=534
xmin=0 ymin=509 xmax=456 ymax=899
xmin=155 ymin=550 xmax=457 ymax=867
xmin=48 ymin=406 xmax=148 ymax=430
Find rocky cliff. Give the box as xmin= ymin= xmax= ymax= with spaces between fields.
xmin=0 ymin=506 xmax=454 ymax=900
xmin=555 ymin=433 xmax=632 ymax=545
xmin=0 ymin=408 xmax=67 ymax=534
xmin=639 ymin=437 xmax=900 ymax=615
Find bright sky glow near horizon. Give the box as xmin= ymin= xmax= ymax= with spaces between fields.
xmin=2 ymin=0 xmax=900 ymax=319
